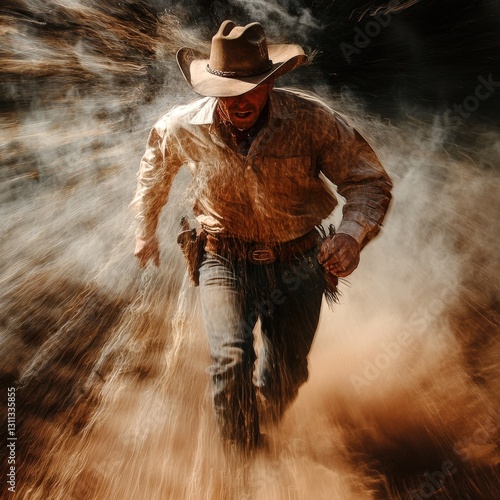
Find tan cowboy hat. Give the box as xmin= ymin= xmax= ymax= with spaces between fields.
xmin=176 ymin=20 xmax=308 ymax=97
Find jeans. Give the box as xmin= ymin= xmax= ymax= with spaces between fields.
xmin=199 ymin=246 xmax=325 ymax=451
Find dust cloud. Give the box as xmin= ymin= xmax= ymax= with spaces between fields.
xmin=1 ymin=1 xmax=499 ymax=499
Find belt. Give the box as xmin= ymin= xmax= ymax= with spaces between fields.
xmin=204 ymin=229 xmax=320 ymax=265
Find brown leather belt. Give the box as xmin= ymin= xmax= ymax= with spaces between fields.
xmin=204 ymin=229 xmax=320 ymax=265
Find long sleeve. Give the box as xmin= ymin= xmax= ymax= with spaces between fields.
xmin=130 ymin=123 xmax=180 ymax=242
xmin=317 ymin=110 xmax=393 ymax=248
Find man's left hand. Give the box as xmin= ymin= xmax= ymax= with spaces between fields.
xmin=317 ymin=233 xmax=360 ymax=277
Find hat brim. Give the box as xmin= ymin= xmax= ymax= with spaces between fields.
xmin=176 ymin=44 xmax=307 ymax=97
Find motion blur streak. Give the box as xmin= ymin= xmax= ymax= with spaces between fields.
xmin=0 ymin=1 xmax=499 ymax=499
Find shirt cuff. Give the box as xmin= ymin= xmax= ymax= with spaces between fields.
xmin=336 ymin=220 xmax=366 ymax=246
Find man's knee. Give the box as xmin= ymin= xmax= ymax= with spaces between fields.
xmin=258 ymin=356 xmax=309 ymax=404
xmin=208 ymin=344 xmax=255 ymax=378
xmin=289 ymin=356 xmax=309 ymax=388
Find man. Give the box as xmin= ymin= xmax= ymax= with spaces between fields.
xmin=132 ymin=20 xmax=392 ymax=453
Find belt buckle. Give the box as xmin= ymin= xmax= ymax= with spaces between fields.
xmin=248 ymin=244 xmax=276 ymax=264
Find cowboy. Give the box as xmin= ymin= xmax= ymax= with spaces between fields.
xmin=131 ymin=20 xmax=392 ymax=453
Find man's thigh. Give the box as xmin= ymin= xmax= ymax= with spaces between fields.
xmin=198 ymin=253 xmax=257 ymax=373
xmin=259 ymin=250 xmax=325 ymax=389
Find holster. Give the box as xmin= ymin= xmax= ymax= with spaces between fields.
xmin=177 ymin=217 xmax=206 ymax=287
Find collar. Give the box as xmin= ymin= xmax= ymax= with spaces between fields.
xmin=189 ymin=97 xmax=217 ymax=125
xmin=188 ymin=89 xmax=292 ymax=126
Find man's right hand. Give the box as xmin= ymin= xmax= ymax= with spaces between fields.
xmin=134 ymin=236 xmax=160 ymax=268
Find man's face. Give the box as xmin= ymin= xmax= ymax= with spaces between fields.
xmin=218 ymin=82 xmax=273 ymax=130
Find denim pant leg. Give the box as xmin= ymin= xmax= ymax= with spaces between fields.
xmin=257 ymin=249 xmax=325 ymax=422
xmin=199 ymin=253 xmax=260 ymax=450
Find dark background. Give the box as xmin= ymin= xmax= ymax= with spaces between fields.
xmin=2 ymin=0 xmax=500 ymax=125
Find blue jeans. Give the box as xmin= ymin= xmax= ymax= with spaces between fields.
xmin=199 ymin=246 xmax=325 ymax=451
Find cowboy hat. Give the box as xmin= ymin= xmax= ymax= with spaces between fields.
xmin=176 ymin=20 xmax=308 ymax=97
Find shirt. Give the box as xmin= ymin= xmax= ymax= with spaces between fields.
xmin=131 ymin=88 xmax=392 ymax=246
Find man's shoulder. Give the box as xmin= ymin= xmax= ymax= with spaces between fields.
xmin=272 ymin=88 xmax=354 ymax=137
xmin=271 ymin=88 xmax=347 ymax=128
xmin=272 ymin=88 xmax=334 ymax=113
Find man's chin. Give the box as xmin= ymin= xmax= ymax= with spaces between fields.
xmin=229 ymin=115 xmax=256 ymax=130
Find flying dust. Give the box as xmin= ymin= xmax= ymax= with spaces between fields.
xmin=1 ymin=1 xmax=499 ymax=499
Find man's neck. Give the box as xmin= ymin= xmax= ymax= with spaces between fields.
xmin=216 ymin=102 xmax=269 ymax=155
